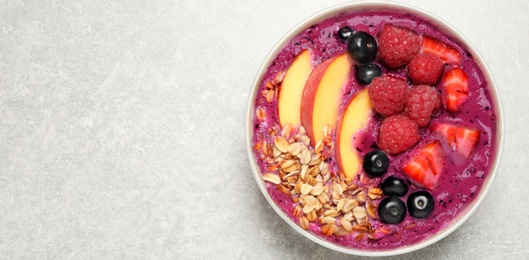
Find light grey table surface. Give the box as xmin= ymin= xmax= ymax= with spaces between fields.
xmin=2 ymin=0 xmax=528 ymax=259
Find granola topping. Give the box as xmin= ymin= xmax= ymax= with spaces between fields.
xmin=259 ymin=122 xmax=386 ymax=239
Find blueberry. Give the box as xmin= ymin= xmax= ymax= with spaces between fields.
xmin=337 ymin=26 xmax=354 ymax=41
xmin=407 ymin=191 xmax=435 ymax=219
xmin=355 ymin=63 xmax=382 ymax=85
xmin=363 ymin=150 xmax=389 ymax=178
xmin=381 ymin=176 xmax=408 ymax=197
xmin=347 ymin=31 xmax=377 ymax=64
xmin=378 ymin=197 xmax=407 ymax=224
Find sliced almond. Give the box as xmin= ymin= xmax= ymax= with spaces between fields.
xmin=309 ymin=155 xmax=321 ymax=166
xmin=299 ymin=216 xmax=309 ymax=230
xmin=353 ymin=206 xmax=367 ymax=219
xmin=307 ymin=209 xmax=318 ymax=222
xmin=314 ymin=140 xmax=323 ymax=153
xmin=323 ymin=172 xmax=331 ymax=184
xmin=262 ymin=173 xmax=281 ymax=184
xmin=343 ymin=212 xmax=353 ymax=222
xmin=274 ymin=70 xmax=286 ymax=84
xmin=300 ymin=135 xmax=310 ymax=147
xmin=302 ymin=195 xmax=317 ymax=206
xmin=303 ymin=204 xmax=315 ymax=214
xmin=324 ymin=209 xmax=339 ymax=217
xmin=256 ymin=108 xmax=266 ymax=121
xmin=310 ymin=184 xmax=325 ymax=196
xmin=320 ymin=216 xmax=336 ymax=224
xmin=298 ymin=126 xmax=306 ymax=135
xmin=356 ymin=192 xmax=367 ymax=203
xmin=274 ymin=136 xmax=289 ymax=153
xmin=280 ymin=160 xmax=299 ymax=173
xmin=321 ymin=124 xmax=329 ymax=137
xmin=317 ymin=192 xmax=330 ymax=205
xmin=282 ymin=170 xmax=299 ymax=180
xmin=300 ymin=150 xmax=311 ymax=165
xmin=300 ymin=183 xmax=313 ymax=195
xmin=343 ymin=199 xmax=358 ymax=213
xmin=341 ymin=217 xmax=352 ymax=232
xmin=287 ymin=142 xmax=302 ymax=156
xmin=285 ymin=176 xmax=297 ymax=184
xmin=273 ymin=146 xmax=282 ymax=158
xmin=266 ymin=89 xmax=275 ymax=102
xmin=281 ymin=123 xmax=292 ymax=139
xmin=333 ymin=183 xmax=344 ymax=195
xmin=336 ymin=198 xmax=346 ymax=212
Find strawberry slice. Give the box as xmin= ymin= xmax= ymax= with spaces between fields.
xmin=443 ymin=68 xmax=469 ymax=113
xmin=422 ymin=36 xmax=461 ymax=65
xmin=431 ymin=123 xmax=481 ymax=158
xmin=402 ymin=140 xmax=445 ymax=190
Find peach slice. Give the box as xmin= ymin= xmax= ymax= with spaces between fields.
xmin=335 ymin=88 xmax=374 ymax=179
xmin=278 ymin=50 xmax=313 ymax=128
xmin=300 ymin=53 xmax=352 ymax=145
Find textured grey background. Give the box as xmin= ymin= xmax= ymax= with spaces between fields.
xmin=1 ymin=0 xmax=528 ymax=259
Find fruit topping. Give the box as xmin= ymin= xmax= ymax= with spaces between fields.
xmin=335 ymin=89 xmax=374 ymax=179
xmin=355 ymin=63 xmax=382 ymax=85
xmin=337 ymin=26 xmax=354 ymax=41
xmin=378 ymin=197 xmax=407 ymax=224
xmin=278 ymin=50 xmax=313 ymax=128
xmin=407 ymin=191 xmax=435 ymax=218
xmin=378 ymin=115 xmax=420 ymax=155
xmin=378 ymin=24 xmax=421 ymax=68
xmin=347 ymin=31 xmax=378 ymax=64
xmin=407 ymin=53 xmax=444 ymax=85
xmin=300 ymin=53 xmax=352 ymax=145
xmin=381 ymin=176 xmax=408 ymax=197
xmin=402 ymin=140 xmax=445 ymax=190
xmin=443 ymin=67 xmax=469 ymax=113
xmin=404 ymin=85 xmax=442 ymax=127
xmin=367 ymin=75 xmax=408 ymax=117
xmin=422 ymin=35 xmax=461 ymax=65
xmin=431 ymin=123 xmax=481 ymax=158
xmin=362 ymin=150 xmax=390 ymax=177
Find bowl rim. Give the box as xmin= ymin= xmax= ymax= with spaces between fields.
xmin=245 ymin=1 xmax=504 ymax=256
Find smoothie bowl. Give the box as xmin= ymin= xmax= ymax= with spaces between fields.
xmin=245 ymin=2 xmax=503 ymax=256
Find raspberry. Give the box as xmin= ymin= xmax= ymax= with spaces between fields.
xmin=404 ymin=85 xmax=442 ymax=126
xmin=407 ymin=53 xmax=444 ymax=85
xmin=378 ymin=115 xmax=420 ymax=155
xmin=378 ymin=24 xmax=421 ymax=68
xmin=367 ymin=75 xmax=408 ymax=117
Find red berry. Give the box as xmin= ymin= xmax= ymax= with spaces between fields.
xmin=404 ymin=85 xmax=442 ymax=127
xmin=407 ymin=53 xmax=444 ymax=85
xmin=378 ymin=24 xmax=421 ymax=68
xmin=368 ymin=75 xmax=408 ymax=117
xmin=443 ymin=68 xmax=469 ymax=113
xmin=378 ymin=115 xmax=420 ymax=155
xmin=431 ymin=123 xmax=481 ymax=158
xmin=402 ymin=140 xmax=445 ymax=190
xmin=422 ymin=36 xmax=461 ymax=65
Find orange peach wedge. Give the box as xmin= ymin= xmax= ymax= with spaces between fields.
xmin=278 ymin=50 xmax=313 ymax=128
xmin=335 ymin=88 xmax=374 ymax=179
xmin=300 ymin=53 xmax=352 ymax=145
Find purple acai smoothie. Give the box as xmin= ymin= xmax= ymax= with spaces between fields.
xmin=251 ymin=9 xmax=498 ymax=251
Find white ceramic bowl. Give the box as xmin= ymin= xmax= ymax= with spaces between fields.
xmin=245 ymin=2 xmax=504 ymax=256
